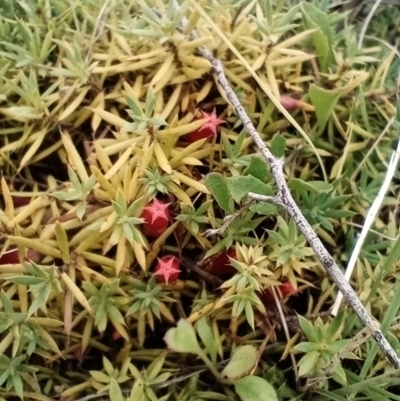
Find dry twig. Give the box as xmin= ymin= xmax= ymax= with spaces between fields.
xmin=181 ymin=2 xmax=400 ymax=369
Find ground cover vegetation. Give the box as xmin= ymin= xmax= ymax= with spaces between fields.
xmin=1 ymin=0 xmax=400 ymax=400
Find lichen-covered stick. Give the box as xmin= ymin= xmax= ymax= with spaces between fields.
xmin=180 ymin=20 xmax=400 ymax=369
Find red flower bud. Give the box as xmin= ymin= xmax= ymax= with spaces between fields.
xmin=185 ymin=109 xmax=225 ymax=142
xmin=141 ymin=199 xmax=171 ymax=237
xmin=154 ymin=255 xmax=180 ymax=284
xmin=280 ymin=95 xmax=302 ymax=111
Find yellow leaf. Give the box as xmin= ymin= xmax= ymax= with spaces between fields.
xmin=37 ymin=325 xmax=63 ymax=356
xmin=150 ymin=54 xmax=175 ymax=86
xmin=169 ymin=139 xmax=209 ymax=165
xmin=89 ymin=108 xmax=129 ymax=129
xmin=104 ymin=145 xmax=134 ymax=180
xmin=82 ymin=317 xmax=94 ymax=353
xmin=1 ymin=176 xmax=14 ymax=219
xmin=61 ymin=131 xmax=89 ymax=181
xmin=173 ymin=171 xmax=209 ymax=194
xmin=58 ymin=87 xmax=90 ymax=121
xmin=110 ymin=317 xmax=129 ymax=341
xmin=153 ymin=141 xmax=172 ymax=174
xmin=92 ymin=57 xmax=164 ymax=75
xmin=61 ymin=272 xmax=92 ymax=314
xmin=55 ymin=221 xmax=70 ymax=263
xmin=159 ymin=84 xmax=181 ymax=121
xmin=19 ymin=127 xmax=47 ymax=171
xmin=115 ymin=236 xmax=127 ymax=276
xmin=8 ymin=236 xmax=61 ymax=258
xmin=132 ymin=241 xmax=146 ymax=272
xmin=90 ymin=165 xmax=117 ymax=198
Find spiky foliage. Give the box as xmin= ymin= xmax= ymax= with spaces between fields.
xmin=1 ymin=0 xmax=400 ymax=400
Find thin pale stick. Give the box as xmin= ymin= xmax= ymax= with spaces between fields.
xmin=331 ymin=137 xmax=400 ymax=316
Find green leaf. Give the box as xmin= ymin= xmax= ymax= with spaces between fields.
xmin=222 ymin=345 xmax=258 ymax=380
xmin=325 ymin=309 xmax=346 ymax=343
xmin=332 ymin=365 xmax=347 ymax=386
xmin=164 ymin=319 xmax=202 ymax=356
xmin=197 ymin=317 xmax=218 ymax=364
xmin=297 ymin=315 xmax=319 ymax=342
xmin=234 ymin=376 xmax=278 ymax=401
xmin=245 ymin=157 xmax=269 ymax=182
xmin=204 ymin=173 xmax=233 ymax=213
xmin=112 ymin=201 xmax=126 ymax=218
xmin=1 ymin=291 xmax=13 ymax=316
xmin=12 ymin=373 xmax=24 ymax=399
xmin=270 ymin=135 xmax=285 ymax=157
xmin=76 ymin=201 xmax=86 ymax=221
xmin=129 ymin=378 xmax=145 ymax=400
xmin=149 ymin=116 xmax=167 ymax=127
xmin=249 ymin=202 xmax=276 ymax=215
xmin=82 ymin=175 xmax=97 ymax=193
xmin=7 ymin=276 xmax=43 ymax=286
xmin=196 ymin=200 xmax=213 ymax=216
xmin=144 ymin=87 xmax=155 ymax=118
xmin=288 ymin=178 xmax=333 ymax=194
xmin=51 ymin=189 xmax=81 ymax=201
xmin=123 ymin=223 xmax=134 ymax=244
xmin=308 ymin=85 xmax=340 ymax=133
xmin=28 ymin=284 xmax=51 ymax=318
xmin=233 ymin=130 xmax=246 ymax=154
xmin=293 ymin=342 xmax=321 ymax=353
xmin=298 ymin=350 xmax=320 ymax=377
xmin=126 ymin=95 xmax=143 ymax=117
xmin=302 ymin=3 xmax=332 ymax=71
xmin=67 ymin=165 xmax=82 ymax=192
xmin=226 ymin=175 xmax=274 ymax=204
xmin=109 ymin=378 xmax=125 ymax=401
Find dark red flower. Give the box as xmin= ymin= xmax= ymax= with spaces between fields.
xmin=185 ymin=109 xmax=225 ymax=142
xmin=141 ymin=199 xmax=171 ymax=237
xmin=154 ymin=255 xmax=180 ymax=284
xmin=206 ymin=248 xmax=237 ymax=276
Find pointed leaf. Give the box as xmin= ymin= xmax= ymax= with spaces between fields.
xmin=110 ymin=379 xmax=125 ymax=401
xmin=298 ymin=350 xmax=320 ymax=377
xmin=309 ymin=85 xmax=340 ymax=133
xmin=288 ymin=178 xmax=333 ymax=194
xmin=302 ymin=3 xmax=333 ymax=71
xmin=197 ymin=317 xmax=218 ymax=364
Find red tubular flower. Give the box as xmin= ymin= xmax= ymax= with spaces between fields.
xmin=185 ymin=109 xmax=225 ymax=142
xmin=141 ymin=199 xmax=171 ymax=237
xmin=154 ymin=255 xmax=181 ymax=284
